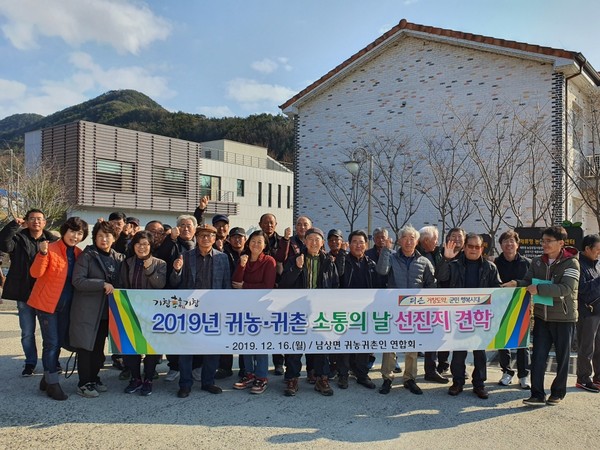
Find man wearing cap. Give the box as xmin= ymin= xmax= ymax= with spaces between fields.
xmin=327 ymin=229 xmax=347 ymax=260
xmin=212 ymin=214 xmax=230 ymax=253
xmin=215 ymin=226 xmax=246 ymax=380
xmin=279 ymin=227 xmax=339 ymax=397
xmin=170 ymin=224 xmax=231 ymax=398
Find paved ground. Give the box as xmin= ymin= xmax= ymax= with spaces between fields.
xmin=0 ymin=299 xmax=598 ymax=449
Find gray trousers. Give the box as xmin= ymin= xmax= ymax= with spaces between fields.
xmin=576 ymin=315 xmax=600 ymax=383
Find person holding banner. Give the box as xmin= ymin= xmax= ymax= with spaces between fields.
xmin=279 ymin=227 xmax=339 ymax=397
xmin=120 ymin=230 xmax=167 ymax=396
xmin=70 ymin=221 xmax=125 ymax=398
xmin=437 ymin=232 xmax=502 ymax=400
xmin=376 ymin=225 xmax=437 ymax=395
xmin=494 ymin=230 xmax=531 ymax=389
xmin=231 ymin=230 xmax=277 ymax=394
xmin=170 ymin=224 xmax=231 ymax=398
xmin=28 ymin=217 xmax=89 ymax=400
xmin=503 ymin=226 xmax=580 ymax=406
xmin=336 ymin=229 xmax=386 ymax=390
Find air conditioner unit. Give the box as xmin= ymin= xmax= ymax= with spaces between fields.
xmin=583 ymin=154 xmax=600 ymax=178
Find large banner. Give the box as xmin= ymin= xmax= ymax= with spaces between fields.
xmin=108 ymin=288 xmax=531 ymax=355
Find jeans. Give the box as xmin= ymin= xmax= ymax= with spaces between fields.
xmin=36 ymin=308 xmax=69 ymax=383
xmin=242 ymin=354 xmax=268 ymax=379
xmin=17 ymin=301 xmax=38 ymax=367
xmin=451 ymin=350 xmax=487 ymax=388
xmin=179 ymin=354 xmax=219 ymax=389
xmin=576 ymin=315 xmax=600 ymax=384
xmin=499 ymin=348 xmax=530 ymax=378
xmin=530 ymin=318 xmax=574 ymax=400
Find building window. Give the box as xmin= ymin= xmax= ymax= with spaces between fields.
xmin=153 ymin=167 xmax=187 ymax=198
xmin=200 ymin=174 xmax=221 ymax=200
xmin=258 ymin=182 xmax=262 ymax=206
xmin=95 ymin=159 xmax=135 ymax=193
xmin=237 ymin=179 xmax=245 ymax=197
xmin=277 ymin=184 xmax=282 ymax=208
xmin=287 ymin=186 xmax=291 ymax=209
xmin=268 ymin=183 xmax=272 ymax=208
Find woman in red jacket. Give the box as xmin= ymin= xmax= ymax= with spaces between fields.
xmin=231 ymin=230 xmax=276 ymax=394
xmin=28 ymin=217 xmax=89 ymax=400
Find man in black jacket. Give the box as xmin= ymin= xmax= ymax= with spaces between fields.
xmin=0 ymin=209 xmax=58 ymax=376
xmin=575 ymin=234 xmax=600 ymax=393
xmin=437 ymin=232 xmax=502 ymax=399
xmin=279 ymin=227 xmax=339 ymax=397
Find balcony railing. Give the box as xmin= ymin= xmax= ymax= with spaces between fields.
xmin=200 ymin=146 xmax=291 ymax=173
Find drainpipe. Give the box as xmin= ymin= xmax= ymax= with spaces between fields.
xmin=563 ymin=55 xmax=585 ymax=222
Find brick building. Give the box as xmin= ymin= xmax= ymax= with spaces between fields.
xmin=281 ymin=19 xmax=600 ymax=243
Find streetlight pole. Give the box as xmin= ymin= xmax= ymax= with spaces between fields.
xmin=344 ymin=148 xmax=373 ymax=243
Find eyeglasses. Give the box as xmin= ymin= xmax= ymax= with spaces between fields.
xmin=28 ymin=217 xmax=45 ymax=222
xmin=466 ymin=244 xmax=482 ymax=250
xmin=541 ymin=239 xmax=558 ymax=244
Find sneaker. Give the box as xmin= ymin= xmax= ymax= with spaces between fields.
xmin=576 ymin=381 xmax=600 ymax=393
xmin=250 ymin=378 xmax=268 ymax=394
xmin=338 ymin=375 xmax=349 ymax=389
xmin=523 ymin=396 xmax=546 ymax=406
xmin=165 ymin=370 xmax=180 ymax=382
xmin=546 ymin=395 xmax=562 ymax=406
xmin=404 ymin=379 xmax=423 ymax=395
xmin=498 ymin=372 xmax=513 ymax=386
xmin=119 ymin=368 xmax=131 ymax=381
xmin=519 ymin=376 xmax=530 ymax=389
xmin=273 ymin=365 xmax=284 ymax=376
xmin=124 ymin=379 xmax=143 ymax=394
xmin=379 ymin=379 xmax=392 ymax=395
xmin=448 ymin=382 xmax=463 ymax=396
xmin=77 ymin=383 xmax=99 ymax=398
xmin=233 ymin=375 xmax=255 ymax=390
xmin=192 ymin=368 xmax=203 ymax=382
xmin=94 ymin=380 xmax=108 ymax=392
xmin=314 ymin=376 xmax=334 ymax=396
xmin=21 ymin=364 xmax=35 ymax=377
xmin=284 ymin=378 xmax=299 ymax=397
xmin=473 ymin=386 xmax=489 ymax=399
xmin=140 ymin=380 xmax=153 ymax=396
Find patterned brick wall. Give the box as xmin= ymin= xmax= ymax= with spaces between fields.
xmin=292 ymin=35 xmax=559 ymax=238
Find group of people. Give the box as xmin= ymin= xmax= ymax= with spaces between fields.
xmin=1 ymin=200 xmax=599 ymax=407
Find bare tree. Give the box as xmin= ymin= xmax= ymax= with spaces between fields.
xmin=1 ymin=153 xmax=74 ymax=228
xmin=364 ymin=136 xmax=427 ymax=237
xmin=314 ymin=149 xmax=368 ymax=231
xmin=421 ymin=132 xmax=474 ymax=238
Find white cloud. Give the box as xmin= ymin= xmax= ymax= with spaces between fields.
xmin=251 ymin=58 xmax=278 ymax=74
xmin=0 ymin=0 xmax=171 ymax=54
xmin=0 ymin=52 xmax=175 ymax=118
xmin=0 ymin=79 xmax=27 ymax=101
xmin=196 ymin=105 xmax=235 ymax=118
xmin=226 ymin=78 xmax=296 ymax=110
xmin=251 ymin=57 xmax=292 ymax=74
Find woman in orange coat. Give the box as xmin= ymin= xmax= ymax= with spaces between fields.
xmin=28 ymin=217 xmax=88 ymax=400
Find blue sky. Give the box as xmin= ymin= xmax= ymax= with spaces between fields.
xmin=0 ymin=0 xmax=598 ymax=120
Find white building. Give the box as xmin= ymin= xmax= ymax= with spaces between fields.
xmin=25 ymin=121 xmax=294 ymax=236
xmin=280 ymin=19 xmax=600 ymax=240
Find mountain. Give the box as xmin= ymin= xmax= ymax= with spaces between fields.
xmin=0 ymin=90 xmax=294 ymax=163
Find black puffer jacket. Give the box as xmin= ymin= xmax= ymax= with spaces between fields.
xmin=437 ymin=253 xmax=502 ymax=288
xmin=0 ymin=220 xmax=58 ymax=302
